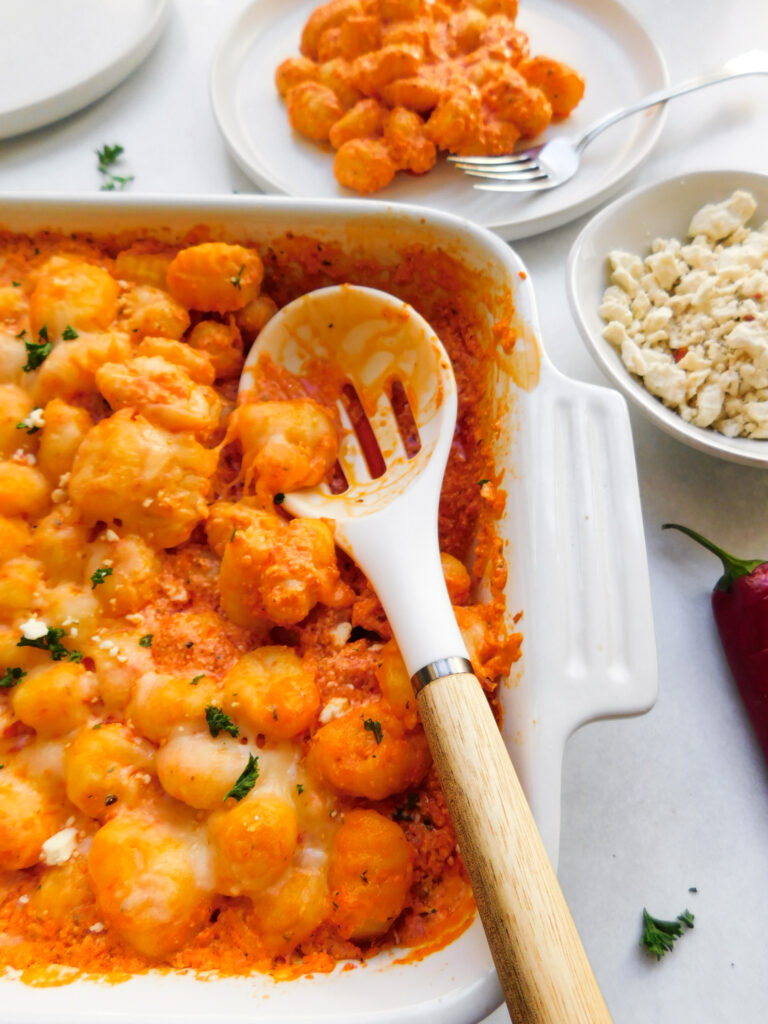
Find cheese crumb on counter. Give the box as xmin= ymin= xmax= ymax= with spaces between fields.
xmin=599 ymin=190 xmax=768 ymax=438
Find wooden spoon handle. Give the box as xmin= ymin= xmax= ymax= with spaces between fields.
xmin=417 ymin=672 xmax=613 ymax=1024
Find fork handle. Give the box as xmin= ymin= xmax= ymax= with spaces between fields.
xmin=577 ymin=49 xmax=768 ymax=154
xmin=417 ymin=670 xmax=613 ymax=1024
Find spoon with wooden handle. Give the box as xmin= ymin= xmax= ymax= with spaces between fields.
xmin=239 ymin=283 xmax=613 ymax=1024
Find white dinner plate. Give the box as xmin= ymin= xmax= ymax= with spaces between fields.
xmin=0 ymin=0 xmax=169 ymax=140
xmin=567 ymin=168 xmax=768 ymax=467
xmin=210 ymin=0 xmax=668 ymax=240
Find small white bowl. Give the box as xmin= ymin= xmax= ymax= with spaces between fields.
xmin=567 ymin=168 xmax=768 ymax=467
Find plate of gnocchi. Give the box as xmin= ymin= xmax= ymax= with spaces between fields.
xmin=210 ymin=0 xmax=668 ymax=240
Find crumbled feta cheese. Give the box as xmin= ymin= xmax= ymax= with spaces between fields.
xmin=17 ymin=894 xmax=30 ymax=905
xmin=19 ymin=617 xmax=49 ymax=641
xmin=11 ymin=448 xmax=35 ymax=466
xmin=688 ymin=190 xmax=756 ymax=241
xmin=104 ymin=529 xmax=120 ymax=542
xmin=17 ymin=407 xmax=45 ymax=432
xmin=330 ymin=622 xmax=352 ymax=647
xmin=600 ymin=190 xmax=768 ymax=439
xmin=89 ymin=922 xmax=105 ymax=934
xmin=318 ymin=697 xmax=350 ymax=724
xmin=40 ymin=827 xmax=78 ymax=866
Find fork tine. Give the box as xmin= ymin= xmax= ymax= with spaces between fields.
xmin=461 ymin=166 xmax=547 ymax=181
xmin=451 ymin=156 xmax=540 ymax=172
xmin=446 ymin=147 xmax=542 ymax=167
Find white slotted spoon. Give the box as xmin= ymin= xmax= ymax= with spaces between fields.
xmin=239 ymin=283 xmax=613 ymax=1024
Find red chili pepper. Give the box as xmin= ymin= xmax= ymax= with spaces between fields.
xmin=663 ymin=523 xmax=768 ymax=762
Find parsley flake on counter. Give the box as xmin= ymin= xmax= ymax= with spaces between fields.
xmin=138 ymin=634 xmax=153 ymax=647
xmin=90 ymin=566 xmax=114 ymax=589
xmin=205 ymin=705 xmax=239 ymax=738
xmin=224 ymin=753 xmax=259 ymax=801
xmin=0 ymin=667 xmax=25 ymax=688
xmin=641 ymin=908 xmax=695 ymax=960
xmin=96 ymin=143 xmax=134 ymax=191
xmin=17 ymin=627 xmax=83 ymax=663
xmin=62 ymin=325 xmax=79 ymax=340
xmin=22 ymin=326 xmax=52 ymax=372
xmin=363 ymin=717 xmax=383 ymax=744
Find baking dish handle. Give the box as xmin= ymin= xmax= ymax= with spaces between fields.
xmin=503 ymin=368 xmax=658 ymax=859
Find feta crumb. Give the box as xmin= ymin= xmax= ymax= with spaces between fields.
xmin=40 ymin=827 xmax=78 ymax=866
xmin=104 ymin=529 xmax=120 ymax=542
xmin=318 ymin=697 xmax=350 ymax=724
xmin=89 ymin=922 xmax=105 ymax=934
xmin=17 ymin=894 xmax=30 ymax=905
xmin=19 ymin=617 xmax=49 ymax=641
xmin=330 ymin=622 xmax=352 ymax=647
xmin=11 ymin=448 xmax=35 ymax=466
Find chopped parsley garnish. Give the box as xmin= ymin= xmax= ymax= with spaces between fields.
xmin=205 ymin=705 xmax=239 ymax=738
xmin=224 ymin=753 xmax=259 ymax=801
xmin=15 ymin=329 xmax=27 ymax=339
xmin=363 ymin=717 xmax=383 ymax=744
xmin=274 ymin=492 xmax=285 ymax=505
xmin=190 ymin=673 xmax=205 ymax=685
xmin=0 ymin=667 xmax=25 ymax=688
xmin=15 ymin=419 xmax=40 ymax=435
xmin=230 ymin=527 xmax=237 ymax=542
xmin=90 ymin=566 xmax=114 ymax=589
xmin=11 ymin=281 xmax=20 ymax=287
xmin=477 ymin=478 xmax=490 ymax=486
xmin=641 ymin=908 xmax=695 ymax=960
xmin=96 ymin=143 xmax=134 ymax=191
xmin=17 ymin=627 xmax=83 ymax=663
xmin=61 ymin=325 xmax=79 ymax=340
xmin=230 ymin=264 xmax=245 ymax=289
xmin=22 ymin=326 xmax=52 ymax=371
xmin=138 ymin=634 xmax=153 ymax=647
xmin=296 ymin=783 xmax=304 ymax=795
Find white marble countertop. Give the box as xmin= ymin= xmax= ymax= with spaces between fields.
xmin=1 ymin=1 xmax=767 ymax=1021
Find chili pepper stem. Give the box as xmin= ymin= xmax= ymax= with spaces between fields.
xmin=662 ymin=523 xmax=765 ymax=591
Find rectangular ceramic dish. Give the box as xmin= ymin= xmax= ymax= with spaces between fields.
xmin=0 ymin=195 xmax=657 ymax=1024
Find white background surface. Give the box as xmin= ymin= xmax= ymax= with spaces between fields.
xmin=1 ymin=1 xmax=767 ymax=1022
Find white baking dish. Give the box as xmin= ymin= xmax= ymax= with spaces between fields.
xmin=0 ymin=195 xmax=657 ymax=1024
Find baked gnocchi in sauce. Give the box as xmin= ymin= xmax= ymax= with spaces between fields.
xmin=0 ymin=228 xmax=520 ymax=980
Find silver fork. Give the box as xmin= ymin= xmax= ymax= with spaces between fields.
xmin=448 ymin=50 xmax=768 ymax=192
